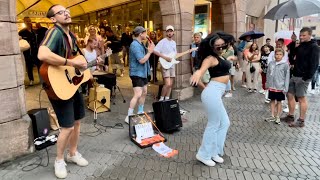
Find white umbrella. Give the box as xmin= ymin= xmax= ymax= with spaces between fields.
xmin=274 ymin=30 xmax=300 ymax=40
xmin=264 ymin=0 xmax=320 ymax=20
xmin=274 ymin=30 xmax=300 ymax=45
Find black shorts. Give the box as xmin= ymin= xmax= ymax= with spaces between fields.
xmin=130 ymin=76 xmax=148 ymax=87
xmin=268 ymin=91 xmax=285 ymax=101
xmin=49 ymin=91 xmax=85 ymax=128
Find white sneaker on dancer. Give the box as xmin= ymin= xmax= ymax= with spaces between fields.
xmin=196 ymin=154 xmax=216 ymax=167
xmin=212 ymin=155 xmax=224 ymax=163
xmin=224 ymin=93 xmax=232 ymax=98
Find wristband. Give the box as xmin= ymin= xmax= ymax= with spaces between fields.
xmin=64 ymin=58 xmax=68 ymax=65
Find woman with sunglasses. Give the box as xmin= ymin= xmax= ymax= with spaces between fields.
xmin=190 ymin=32 xmax=233 ymax=167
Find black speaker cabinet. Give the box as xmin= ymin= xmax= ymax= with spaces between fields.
xmin=28 ymin=108 xmax=50 ymax=139
xmin=152 ymin=99 xmax=182 ymax=132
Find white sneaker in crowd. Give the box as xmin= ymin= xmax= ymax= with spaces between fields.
xmin=259 ymin=89 xmax=265 ymax=94
xmin=196 ymin=154 xmax=216 ymax=167
xmin=265 ymin=116 xmax=275 ymax=122
xmin=212 ymin=155 xmax=224 ymax=163
xmin=66 ymin=152 xmax=89 ymax=167
xmin=265 ymin=99 xmax=270 ymax=103
xmin=224 ymin=93 xmax=233 ymax=98
xmin=54 ymin=159 xmax=67 ymax=179
xmin=283 ymin=107 xmax=289 ymax=113
xmin=275 ymin=117 xmax=281 ymax=125
xmin=309 ymin=89 xmax=316 ymax=95
xmin=241 ymin=84 xmax=247 ymax=88
xmin=125 ymin=116 xmax=129 ymax=124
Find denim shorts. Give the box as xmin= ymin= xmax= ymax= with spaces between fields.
xmin=49 ymin=91 xmax=85 ymax=128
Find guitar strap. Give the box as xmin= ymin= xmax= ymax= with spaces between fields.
xmin=74 ymin=42 xmax=86 ymax=62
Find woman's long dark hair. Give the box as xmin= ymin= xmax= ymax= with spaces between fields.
xmin=198 ymin=31 xmax=235 ymax=66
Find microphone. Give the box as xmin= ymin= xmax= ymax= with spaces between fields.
xmin=146 ymin=35 xmax=152 ymax=43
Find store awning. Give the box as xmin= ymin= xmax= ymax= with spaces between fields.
xmin=16 ymin=0 xmax=132 ymax=19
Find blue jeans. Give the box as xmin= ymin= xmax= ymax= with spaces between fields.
xmin=197 ymin=81 xmax=230 ymax=160
xmin=226 ymin=80 xmax=231 ymax=91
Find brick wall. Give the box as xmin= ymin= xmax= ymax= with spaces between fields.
xmin=0 ymin=0 xmax=33 ymax=164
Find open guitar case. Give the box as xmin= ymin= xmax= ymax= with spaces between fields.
xmin=129 ymin=112 xmax=166 ymax=148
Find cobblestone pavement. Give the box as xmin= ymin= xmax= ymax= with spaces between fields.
xmin=1 ymin=71 xmax=320 ymax=180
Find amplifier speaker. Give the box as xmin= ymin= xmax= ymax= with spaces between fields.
xmin=152 ymin=99 xmax=182 ymax=132
xmin=88 ymin=87 xmax=110 ymax=113
xmin=28 ymin=108 xmax=50 ymax=139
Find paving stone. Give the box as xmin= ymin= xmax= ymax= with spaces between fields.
xmin=161 ymin=172 xmax=171 ymax=180
xmin=261 ymin=173 xmax=272 ymax=180
xmin=218 ymin=168 xmax=228 ymax=180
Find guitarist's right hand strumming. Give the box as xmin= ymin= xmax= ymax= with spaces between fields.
xmin=163 ymin=56 xmax=172 ymax=62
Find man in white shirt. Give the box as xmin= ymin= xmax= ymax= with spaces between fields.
xmin=153 ymin=25 xmax=178 ymax=101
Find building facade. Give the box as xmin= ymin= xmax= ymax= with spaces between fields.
xmin=1 ymin=0 xmax=269 ymax=163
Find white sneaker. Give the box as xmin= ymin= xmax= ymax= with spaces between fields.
xmin=275 ymin=117 xmax=281 ymax=125
xmin=224 ymin=92 xmax=232 ymax=98
xmin=265 ymin=116 xmax=275 ymax=122
xmin=54 ymin=159 xmax=67 ymax=179
xmin=212 ymin=155 xmax=224 ymax=163
xmin=125 ymin=116 xmax=129 ymax=124
xmin=259 ymin=89 xmax=265 ymax=94
xmin=309 ymin=89 xmax=316 ymax=94
xmin=66 ymin=152 xmax=88 ymax=167
xmin=283 ymin=107 xmax=289 ymax=113
xmin=265 ymin=99 xmax=270 ymax=103
xmin=196 ymin=154 xmax=216 ymax=166
xmin=241 ymin=84 xmax=247 ymax=88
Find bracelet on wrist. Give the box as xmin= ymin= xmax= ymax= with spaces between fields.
xmin=64 ymin=58 xmax=68 ymax=66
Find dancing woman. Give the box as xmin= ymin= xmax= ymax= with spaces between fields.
xmin=190 ymin=32 xmax=233 ymax=166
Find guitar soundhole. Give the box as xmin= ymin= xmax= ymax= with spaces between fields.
xmin=75 ymin=69 xmax=81 ymax=76
xmin=72 ymin=75 xmax=84 ymax=85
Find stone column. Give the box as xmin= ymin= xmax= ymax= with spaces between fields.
xmin=211 ymin=1 xmax=224 ymax=32
xmin=159 ymin=0 xmax=194 ymax=100
xmin=0 ymin=0 xmax=33 ymax=163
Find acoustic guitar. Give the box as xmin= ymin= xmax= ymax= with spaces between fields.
xmin=159 ymin=47 xmax=198 ymax=69
xmin=40 ymin=49 xmax=112 ymax=100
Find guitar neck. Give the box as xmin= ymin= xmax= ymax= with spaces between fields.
xmin=87 ymin=60 xmax=97 ymax=69
xmin=174 ymin=49 xmax=192 ymax=59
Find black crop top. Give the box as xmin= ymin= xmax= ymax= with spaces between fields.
xmin=208 ymin=56 xmax=231 ymax=78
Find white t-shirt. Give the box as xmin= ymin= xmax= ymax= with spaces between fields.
xmin=154 ymin=38 xmax=177 ymax=56
xmin=83 ymin=48 xmax=97 ymax=71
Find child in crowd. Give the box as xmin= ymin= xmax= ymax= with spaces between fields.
xmin=265 ymin=48 xmax=290 ymax=124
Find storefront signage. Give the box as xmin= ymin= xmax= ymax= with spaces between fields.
xmin=27 ymin=10 xmax=47 ymax=17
